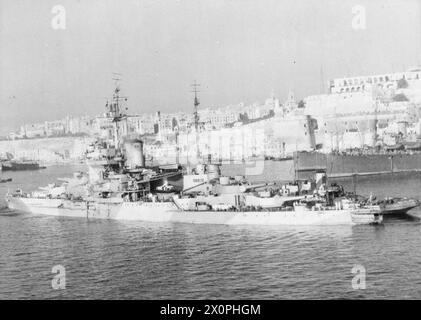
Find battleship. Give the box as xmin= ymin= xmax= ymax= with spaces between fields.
xmin=5 ymin=82 xmax=386 ymax=225
xmin=5 ymin=164 xmax=384 ymax=225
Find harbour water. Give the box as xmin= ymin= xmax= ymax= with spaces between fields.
xmin=1 ymin=164 xmax=421 ymax=299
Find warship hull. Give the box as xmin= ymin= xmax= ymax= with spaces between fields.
xmin=6 ymin=196 xmax=381 ymax=225
xmin=5 ymin=197 xmax=176 ymax=220
xmin=1 ymin=161 xmax=41 ymax=171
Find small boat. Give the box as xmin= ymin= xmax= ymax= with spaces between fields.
xmin=379 ymin=197 xmax=420 ymax=215
xmin=348 ymin=193 xmax=420 ymax=216
xmin=0 ymin=178 xmax=12 ymax=183
xmin=1 ymin=160 xmax=41 ymax=171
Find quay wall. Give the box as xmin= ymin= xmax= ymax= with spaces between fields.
xmin=295 ymin=152 xmax=421 ymax=176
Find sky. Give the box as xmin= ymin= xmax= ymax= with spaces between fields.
xmin=0 ymin=0 xmax=420 ymax=134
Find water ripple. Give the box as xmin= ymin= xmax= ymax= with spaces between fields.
xmin=1 ymin=166 xmax=421 ymax=299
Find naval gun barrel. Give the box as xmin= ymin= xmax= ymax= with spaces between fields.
xmin=181 ymin=181 xmax=209 ymax=194
xmin=239 ymin=182 xmax=276 ymax=193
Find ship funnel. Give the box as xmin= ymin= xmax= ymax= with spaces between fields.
xmin=123 ymin=138 xmax=145 ymax=168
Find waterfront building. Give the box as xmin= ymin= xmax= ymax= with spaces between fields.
xmin=328 ymin=65 xmax=421 ymax=94
xmin=313 ymin=101 xmax=418 ymax=151
xmin=126 ymin=115 xmax=155 ymax=135
xmin=19 ymin=122 xmax=46 ymax=138
xmin=65 ymin=116 xmax=92 ymax=135
xmin=304 ymin=66 xmax=421 ymax=152
xmin=44 ymin=119 xmax=66 ymax=136
xmin=199 ymin=107 xmax=240 ymax=129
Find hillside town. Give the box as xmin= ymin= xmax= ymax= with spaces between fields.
xmin=1 ymin=65 xmax=421 ymax=165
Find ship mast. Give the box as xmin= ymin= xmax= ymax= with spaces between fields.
xmin=107 ymin=74 xmax=128 ymax=149
xmin=191 ymin=81 xmax=201 ymax=162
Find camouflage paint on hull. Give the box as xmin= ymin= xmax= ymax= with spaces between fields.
xmin=5 ymin=196 xmax=381 ymax=225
